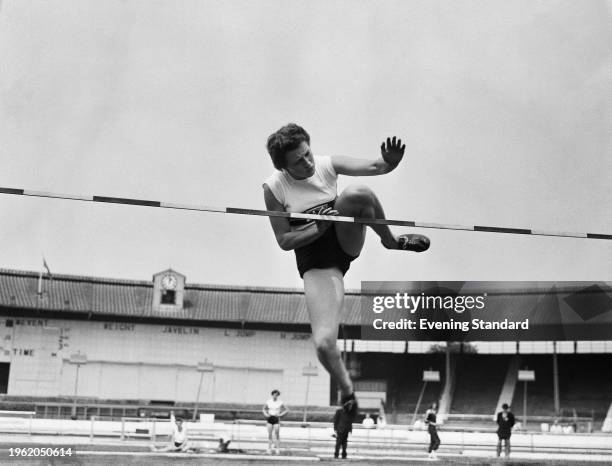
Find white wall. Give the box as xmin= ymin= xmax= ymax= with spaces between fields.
xmin=2 ymin=316 xmax=329 ymax=406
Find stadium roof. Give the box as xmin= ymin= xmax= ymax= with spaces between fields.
xmin=1 ymin=269 xmax=611 ymax=335
xmin=0 ymin=268 xmax=362 ymax=325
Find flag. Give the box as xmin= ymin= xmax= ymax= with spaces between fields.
xmin=38 ymin=257 xmax=53 ymax=296
xmin=43 ymin=257 xmax=52 ymax=278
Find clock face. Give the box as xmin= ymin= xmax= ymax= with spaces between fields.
xmin=161 ymin=274 xmax=177 ymax=290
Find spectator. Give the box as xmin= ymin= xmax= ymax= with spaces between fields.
xmin=333 ymin=400 xmax=354 ymax=459
xmin=150 ymin=411 xmax=189 ymax=452
xmin=496 ymin=403 xmax=515 ymax=458
xmin=425 ymin=402 xmax=441 ymax=460
xmin=217 ymin=437 xmax=231 ymax=453
xmin=362 ymin=413 xmax=375 ymax=429
xmin=262 ymin=389 xmax=289 ymax=455
xmin=551 ymin=419 xmax=563 ymax=434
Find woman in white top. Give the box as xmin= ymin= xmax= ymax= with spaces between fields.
xmin=263 ymin=124 xmax=430 ymax=416
xmin=262 ymin=389 xmax=289 ymax=455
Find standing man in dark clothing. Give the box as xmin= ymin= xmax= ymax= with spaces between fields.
xmin=496 ymin=403 xmax=516 ymax=458
xmin=333 ymin=400 xmax=354 ymax=459
xmin=425 ymin=402 xmax=441 ymax=460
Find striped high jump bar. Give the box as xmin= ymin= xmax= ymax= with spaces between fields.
xmin=1 ymin=187 xmax=611 ymax=240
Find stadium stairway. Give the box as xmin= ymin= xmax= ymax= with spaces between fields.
xmin=494 ymin=354 xmax=521 ymax=416
xmin=602 ymin=402 xmax=612 ymax=433
xmin=436 ymin=352 xmax=456 ymax=422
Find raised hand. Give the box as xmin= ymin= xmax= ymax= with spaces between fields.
xmin=380 ymin=136 xmax=405 ymax=166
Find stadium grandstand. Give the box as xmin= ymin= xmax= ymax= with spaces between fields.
xmin=1 ymin=267 xmax=611 ymax=437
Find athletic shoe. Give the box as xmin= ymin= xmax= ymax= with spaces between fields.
xmin=398 ymin=234 xmax=430 ymax=252
xmin=265 ymin=449 xmax=272 ymax=455
xmin=274 ymin=448 xmax=280 ymax=455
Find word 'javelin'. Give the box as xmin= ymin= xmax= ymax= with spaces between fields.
xmin=0 ymin=187 xmax=610 ymax=240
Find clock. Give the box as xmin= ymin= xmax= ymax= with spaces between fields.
xmin=161 ymin=274 xmax=177 ymax=290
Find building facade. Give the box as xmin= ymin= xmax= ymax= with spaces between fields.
xmin=0 ymin=268 xmax=362 ymax=406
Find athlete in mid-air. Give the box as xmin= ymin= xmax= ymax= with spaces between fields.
xmin=263 ymin=123 xmax=430 ymax=416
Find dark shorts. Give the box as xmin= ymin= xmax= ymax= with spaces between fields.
xmin=174 ymin=441 xmax=185 ymax=448
xmin=295 ymin=225 xmax=358 ymax=278
xmin=267 ymin=415 xmax=279 ymax=425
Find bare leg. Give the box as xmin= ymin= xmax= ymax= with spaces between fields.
xmin=156 ymin=444 xmax=179 ymax=452
xmin=303 ymin=268 xmax=353 ymax=396
xmin=273 ymin=424 xmax=280 ymax=451
xmin=334 ymin=184 xmax=398 ymax=255
xmin=266 ymin=423 xmax=273 ymax=452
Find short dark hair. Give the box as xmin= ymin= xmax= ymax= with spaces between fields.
xmin=271 ymin=389 xmax=280 ymax=396
xmin=502 ymin=403 xmax=509 ymax=409
xmin=266 ymin=123 xmax=310 ymax=170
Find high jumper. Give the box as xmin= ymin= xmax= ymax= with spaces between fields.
xmin=262 ymin=123 xmax=430 ymax=414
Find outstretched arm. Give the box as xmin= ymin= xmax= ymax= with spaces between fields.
xmin=169 ymin=411 xmax=176 ymax=443
xmin=332 ymin=136 xmax=406 ymax=176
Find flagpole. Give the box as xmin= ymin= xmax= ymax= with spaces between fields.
xmin=37 ymin=268 xmax=43 ymax=295
xmin=40 ymin=256 xmax=53 ymax=300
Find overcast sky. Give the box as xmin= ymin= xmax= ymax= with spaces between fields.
xmin=1 ymin=0 xmax=611 ymax=289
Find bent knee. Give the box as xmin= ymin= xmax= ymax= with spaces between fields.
xmin=314 ymin=336 xmax=338 ymax=354
xmin=339 ymin=184 xmax=375 ymax=204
